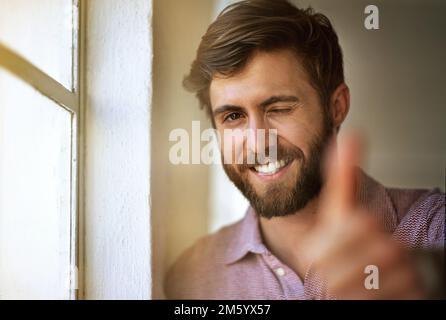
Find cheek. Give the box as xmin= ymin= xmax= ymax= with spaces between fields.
xmin=275 ymin=120 xmax=321 ymax=158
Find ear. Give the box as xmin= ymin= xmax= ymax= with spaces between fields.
xmin=329 ymin=83 xmax=350 ymax=131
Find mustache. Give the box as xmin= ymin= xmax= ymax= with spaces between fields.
xmin=234 ymin=144 xmax=304 ymax=171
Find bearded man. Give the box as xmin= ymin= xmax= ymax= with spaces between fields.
xmin=165 ymin=0 xmax=445 ymax=299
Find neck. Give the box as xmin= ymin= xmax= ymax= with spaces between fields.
xmin=259 ymin=195 xmax=320 ymax=279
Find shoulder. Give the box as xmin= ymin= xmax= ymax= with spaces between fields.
xmin=386 ymin=186 xmax=444 ymax=221
xmin=164 ymin=218 xmax=243 ymax=299
xmin=387 ymin=186 xmax=445 ymax=247
xmin=358 ymin=169 xmax=444 ymax=247
xmin=386 ymin=187 xmax=443 ymax=219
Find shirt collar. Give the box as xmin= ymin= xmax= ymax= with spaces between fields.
xmin=223 ymin=168 xmax=398 ymax=265
xmin=223 ymin=206 xmax=267 ymax=264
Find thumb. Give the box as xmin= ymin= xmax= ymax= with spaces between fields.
xmin=320 ymin=132 xmax=363 ymax=225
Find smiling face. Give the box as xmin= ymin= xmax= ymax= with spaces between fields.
xmin=210 ymin=49 xmax=337 ymax=218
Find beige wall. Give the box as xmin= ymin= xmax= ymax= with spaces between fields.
xmin=151 ymin=0 xmax=214 ymax=298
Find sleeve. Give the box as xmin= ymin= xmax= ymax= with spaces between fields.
xmin=426 ymin=191 xmax=445 ymax=248
xmin=392 ymin=189 xmax=445 ymax=249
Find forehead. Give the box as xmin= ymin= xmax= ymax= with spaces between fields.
xmin=209 ymin=49 xmax=312 ymax=109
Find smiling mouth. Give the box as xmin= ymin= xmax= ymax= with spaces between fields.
xmin=250 ymin=158 xmax=293 ymax=175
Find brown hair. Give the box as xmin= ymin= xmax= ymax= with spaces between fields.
xmin=183 ymin=0 xmax=344 ymax=118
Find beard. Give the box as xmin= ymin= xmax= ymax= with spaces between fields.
xmin=222 ymin=119 xmax=333 ymax=219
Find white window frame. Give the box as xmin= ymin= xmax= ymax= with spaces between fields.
xmin=0 ymin=0 xmax=85 ymax=300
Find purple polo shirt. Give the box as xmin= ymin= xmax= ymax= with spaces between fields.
xmin=165 ymin=170 xmax=445 ymax=299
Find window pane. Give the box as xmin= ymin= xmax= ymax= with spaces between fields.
xmin=0 ymin=69 xmax=72 ymax=299
xmin=0 ymin=0 xmax=74 ymax=90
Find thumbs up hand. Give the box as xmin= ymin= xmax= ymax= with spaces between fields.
xmin=305 ymin=134 xmax=426 ymax=299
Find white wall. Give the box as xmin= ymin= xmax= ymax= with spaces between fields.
xmin=84 ymin=0 xmax=152 ymax=299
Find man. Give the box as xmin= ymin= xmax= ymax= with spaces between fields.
xmin=165 ymin=0 xmax=445 ymax=299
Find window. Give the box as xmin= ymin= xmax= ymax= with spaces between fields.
xmin=0 ymin=0 xmax=83 ymax=299
xmin=1 ymin=0 xmax=153 ymax=300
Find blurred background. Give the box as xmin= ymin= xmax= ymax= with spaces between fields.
xmin=152 ymin=0 xmax=445 ymax=298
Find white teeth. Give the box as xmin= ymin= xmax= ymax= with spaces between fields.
xmin=267 ymin=162 xmax=274 ymax=172
xmin=254 ymin=159 xmax=288 ymax=175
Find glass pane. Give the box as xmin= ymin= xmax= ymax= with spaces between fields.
xmin=0 ymin=0 xmax=74 ymax=90
xmin=0 ymin=69 xmax=72 ymax=299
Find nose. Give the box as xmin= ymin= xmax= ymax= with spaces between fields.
xmin=245 ymin=114 xmax=265 ymax=154
xmin=244 ymin=115 xmax=277 ymax=164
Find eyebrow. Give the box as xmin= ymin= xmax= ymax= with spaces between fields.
xmin=213 ymin=95 xmax=299 ymax=117
xmin=259 ymin=95 xmax=299 ymax=108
